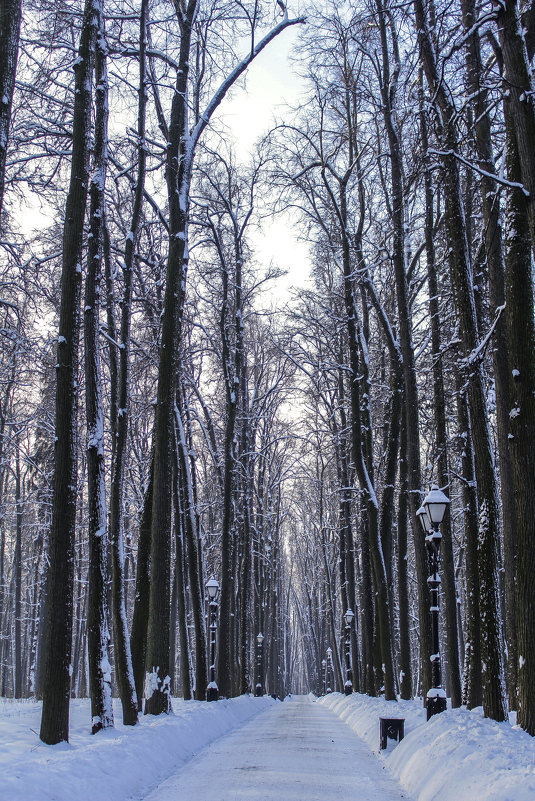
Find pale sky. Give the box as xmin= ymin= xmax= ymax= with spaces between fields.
xmin=214 ymin=20 xmax=312 ymax=303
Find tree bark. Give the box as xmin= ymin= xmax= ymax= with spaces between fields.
xmin=85 ymin=12 xmax=114 ymax=734
xmin=107 ymin=0 xmax=148 ymax=727
xmin=497 ymin=0 xmax=535 ymax=250
xmin=397 ymin=408 xmax=412 ymax=699
xmin=175 ymin=403 xmax=207 ymax=700
xmin=39 ymin=0 xmax=99 ymax=745
xmin=0 ymin=0 xmax=22 ymax=218
xmin=503 ymin=75 xmax=535 ymax=735
xmin=14 ymin=440 xmax=22 ymax=699
xmin=462 ymin=0 xmax=517 ymax=707
xmin=456 ymin=381 xmax=482 ymax=708
xmin=130 ymin=459 xmax=153 ymax=711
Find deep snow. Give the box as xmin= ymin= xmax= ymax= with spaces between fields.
xmin=320 ymin=692 xmax=535 ymax=801
xmin=0 ymin=694 xmax=275 ymax=801
xmin=1 ymin=692 xmax=534 ymax=801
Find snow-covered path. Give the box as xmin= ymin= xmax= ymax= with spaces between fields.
xmin=145 ymin=695 xmax=413 ymax=801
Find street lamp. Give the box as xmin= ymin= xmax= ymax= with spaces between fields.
xmin=255 ymin=632 xmax=264 ymax=696
xmin=326 ymin=647 xmax=333 ymax=693
xmin=206 ymin=577 xmax=220 ymax=702
xmin=321 ymin=659 xmax=327 ymax=695
xmin=417 ymin=485 xmax=451 ymax=720
xmin=343 ymin=609 xmax=354 ymax=695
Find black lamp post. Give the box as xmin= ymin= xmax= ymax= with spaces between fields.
xmin=326 ymin=647 xmax=333 ymax=693
xmin=255 ymin=632 xmax=264 ymax=696
xmin=206 ymin=577 xmax=220 ymax=702
xmin=417 ymin=485 xmax=450 ymax=720
xmin=344 ymin=609 xmax=354 ymax=695
xmin=321 ymin=659 xmax=327 ymax=695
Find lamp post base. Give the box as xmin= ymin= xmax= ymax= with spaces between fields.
xmin=207 ymin=683 xmax=219 ymax=702
xmin=426 ymin=693 xmax=446 ymax=720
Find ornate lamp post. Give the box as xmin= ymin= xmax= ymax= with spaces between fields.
xmin=326 ymin=647 xmax=333 ymax=693
xmin=417 ymin=485 xmax=451 ymax=720
xmin=255 ymin=632 xmax=264 ymax=696
xmin=343 ymin=609 xmax=354 ymax=695
xmin=206 ymin=577 xmax=220 ymax=702
xmin=321 ymin=659 xmax=327 ymax=695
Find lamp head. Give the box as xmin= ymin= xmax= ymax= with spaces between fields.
xmin=206 ymin=576 xmax=220 ymax=600
xmin=344 ymin=609 xmax=355 ymax=625
xmin=423 ymin=485 xmax=450 ymax=525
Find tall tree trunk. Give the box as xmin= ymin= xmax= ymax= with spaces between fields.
xmin=0 ymin=0 xmax=22 ymax=218
xmin=503 ymin=80 xmax=535 ymax=735
xmin=397 ymin=409 xmax=412 ymax=699
xmin=175 ymin=404 xmax=207 ymax=700
xmin=85 ymin=14 xmax=114 ymax=734
xmin=497 ymin=0 xmax=535 ymax=249
xmin=107 ymin=0 xmax=148 ymax=727
xmin=217 ymin=244 xmax=239 ymax=700
xmin=14 ymin=440 xmax=22 ymax=699
xmin=359 ymin=502 xmax=375 ymax=695
xmin=144 ymin=1 xmax=196 ymax=715
xmin=456 ymin=382 xmax=482 ymax=708
xmin=462 ymin=0 xmax=517 ymax=707
xmin=130 ymin=458 xmax=153 ymax=710
xmin=173 ymin=469 xmax=192 ymax=700
xmin=39 ymin=0 xmax=99 ymax=745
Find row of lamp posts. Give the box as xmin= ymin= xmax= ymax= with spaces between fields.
xmin=205 ymin=485 xmax=449 ymax=713
xmin=320 ymin=484 xmax=450 ymax=721
xmin=204 ymin=576 xmax=265 ymax=702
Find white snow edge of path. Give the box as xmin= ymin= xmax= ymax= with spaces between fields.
xmin=320 ymin=692 xmax=535 ymax=801
xmin=0 ymin=694 xmax=276 ymax=801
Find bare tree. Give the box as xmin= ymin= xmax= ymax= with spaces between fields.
xmin=39 ymin=0 xmax=101 ymax=745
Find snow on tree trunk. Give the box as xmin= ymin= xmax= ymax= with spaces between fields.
xmin=39 ymin=0 xmax=100 ymax=746
xmin=503 ymin=79 xmax=535 ymax=736
xmin=85 ymin=11 xmax=114 ymax=735
xmin=0 ymin=0 xmax=22 ymax=218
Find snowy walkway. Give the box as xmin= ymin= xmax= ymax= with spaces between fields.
xmin=144 ymin=695 xmax=413 ymax=801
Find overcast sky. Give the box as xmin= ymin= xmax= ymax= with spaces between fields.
xmin=214 ymin=19 xmax=312 ymax=303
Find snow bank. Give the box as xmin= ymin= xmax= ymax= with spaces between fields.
xmin=0 ymin=694 xmax=276 ymax=801
xmin=320 ymin=692 xmax=535 ymax=801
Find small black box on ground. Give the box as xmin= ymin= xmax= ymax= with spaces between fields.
xmin=379 ymin=717 xmax=405 ymax=750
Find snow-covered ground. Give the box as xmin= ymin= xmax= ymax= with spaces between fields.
xmin=0 ymin=694 xmax=275 ymax=801
xmin=1 ymin=692 xmax=534 ymax=801
xmin=321 ymin=692 xmax=535 ymax=801
xmin=144 ymin=694 xmax=409 ymax=801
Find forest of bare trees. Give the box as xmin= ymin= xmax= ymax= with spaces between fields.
xmin=1 ymin=0 xmax=535 ymax=746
